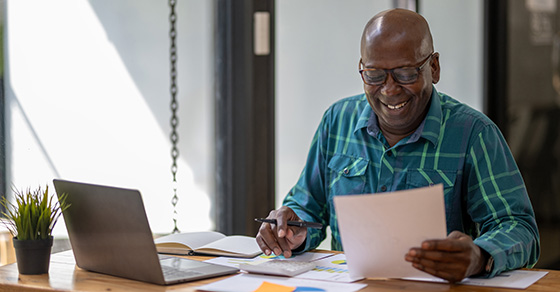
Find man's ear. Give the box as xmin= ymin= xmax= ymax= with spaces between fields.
xmin=431 ymin=52 xmax=441 ymax=84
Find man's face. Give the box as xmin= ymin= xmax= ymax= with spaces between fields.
xmin=361 ymin=42 xmax=439 ymax=137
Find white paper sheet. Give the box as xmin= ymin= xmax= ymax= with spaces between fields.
xmin=196 ymin=273 xmax=367 ymax=292
xmin=461 ymin=270 xmax=548 ymax=289
xmin=404 ymin=270 xmax=548 ymax=289
xmin=295 ymin=253 xmax=363 ymax=283
xmin=333 ymin=184 xmax=447 ymax=279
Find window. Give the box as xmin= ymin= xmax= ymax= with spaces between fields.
xmin=4 ymin=0 xmax=214 ymax=235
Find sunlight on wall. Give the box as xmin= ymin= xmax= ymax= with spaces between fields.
xmin=5 ymin=0 xmax=213 ymax=235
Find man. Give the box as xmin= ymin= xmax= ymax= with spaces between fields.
xmin=256 ymin=8 xmax=540 ymax=283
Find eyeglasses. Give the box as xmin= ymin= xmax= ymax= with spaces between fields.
xmin=358 ymin=52 xmax=435 ymax=86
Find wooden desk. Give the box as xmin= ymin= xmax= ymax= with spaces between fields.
xmin=0 ymin=250 xmax=557 ymax=292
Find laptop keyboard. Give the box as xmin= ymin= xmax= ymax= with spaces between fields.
xmin=161 ymin=265 xmax=203 ymax=281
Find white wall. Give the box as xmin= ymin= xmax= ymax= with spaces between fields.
xmin=422 ymin=0 xmax=483 ymax=110
xmin=5 ymin=0 xmax=214 ymax=235
xmin=275 ymin=1 xmax=484 ymax=207
xmin=275 ymin=0 xmax=393 ymax=208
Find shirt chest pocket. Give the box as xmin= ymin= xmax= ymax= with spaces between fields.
xmin=406 ymin=169 xmax=457 ymax=195
xmin=327 ymin=155 xmax=369 ymax=195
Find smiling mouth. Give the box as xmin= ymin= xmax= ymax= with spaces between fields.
xmin=385 ymin=100 xmax=409 ymax=110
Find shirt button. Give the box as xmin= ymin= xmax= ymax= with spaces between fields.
xmin=343 ymin=168 xmax=349 ymax=175
xmin=387 ymin=151 xmax=392 ymax=157
xmin=380 ymin=185 xmax=387 ymax=192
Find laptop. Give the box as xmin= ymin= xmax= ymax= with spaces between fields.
xmin=53 ymin=179 xmax=239 ymax=285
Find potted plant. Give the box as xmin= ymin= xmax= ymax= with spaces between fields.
xmin=0 ymin=185 xmax=69 ymax=274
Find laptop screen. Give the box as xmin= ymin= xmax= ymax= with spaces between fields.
xmin=53 ymin=179 xmax=238 ymax=285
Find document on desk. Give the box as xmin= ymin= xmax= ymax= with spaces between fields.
xmin=196 ymin=273 xmax=367 ymax=292
xmin=333 ymin=184 xmax=446 ymax=280
xmin=295 ymin=253 xmax=363 ymax=283
xmin=405 ymin=269 xmax=548 ymax=289
xmin=460 ymin=270 xmax=548 ymax=289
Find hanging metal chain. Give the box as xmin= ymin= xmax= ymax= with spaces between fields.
xmin=169 ymin=0 xmax=180 ymax=234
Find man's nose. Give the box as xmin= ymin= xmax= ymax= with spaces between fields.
xmin=380 ymin=73 xmax=401 ymax=96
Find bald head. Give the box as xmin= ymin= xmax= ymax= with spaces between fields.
xmin=361 ymin=9 xmax=434 ymax=62
xmin=359 ymin=9 xmax=440 ymax=140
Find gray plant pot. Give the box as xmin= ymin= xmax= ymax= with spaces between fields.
xmin=12 ymin=236 xmax=53 ymax=275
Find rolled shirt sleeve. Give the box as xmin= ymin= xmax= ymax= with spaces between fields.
xmin=466 ymin=124 xmax=540 ymax=277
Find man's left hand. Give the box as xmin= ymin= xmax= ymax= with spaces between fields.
xmin=404 ymin=230 xmax=487 ymax=283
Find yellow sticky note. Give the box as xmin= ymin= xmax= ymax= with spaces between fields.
xmin=252 ymin=281 xmax=295 ymax=292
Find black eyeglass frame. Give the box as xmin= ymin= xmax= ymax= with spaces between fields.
xmin=358 ymin=52 xmax=436 ymax=86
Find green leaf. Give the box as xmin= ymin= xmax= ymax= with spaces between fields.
xmin=0 ymin=185 xmax=70 ymax=240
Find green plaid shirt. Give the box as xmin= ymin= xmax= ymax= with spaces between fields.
xmin=283 ymin=87 xmax=540 ymax=277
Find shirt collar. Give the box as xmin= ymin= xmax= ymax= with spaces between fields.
xmin=420 ymin=87 xmax=443 ymax=147
xmin=355 ymin=87 xmax=442 ymax=147
xmin=355 ymin=98 xmax=373 ymax=134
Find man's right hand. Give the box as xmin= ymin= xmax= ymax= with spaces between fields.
xmin=255 ymin=206 xmax=308 ymax=258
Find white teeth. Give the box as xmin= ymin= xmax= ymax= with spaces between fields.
xmin=387 ymin=100 xmax=408 ymax=110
